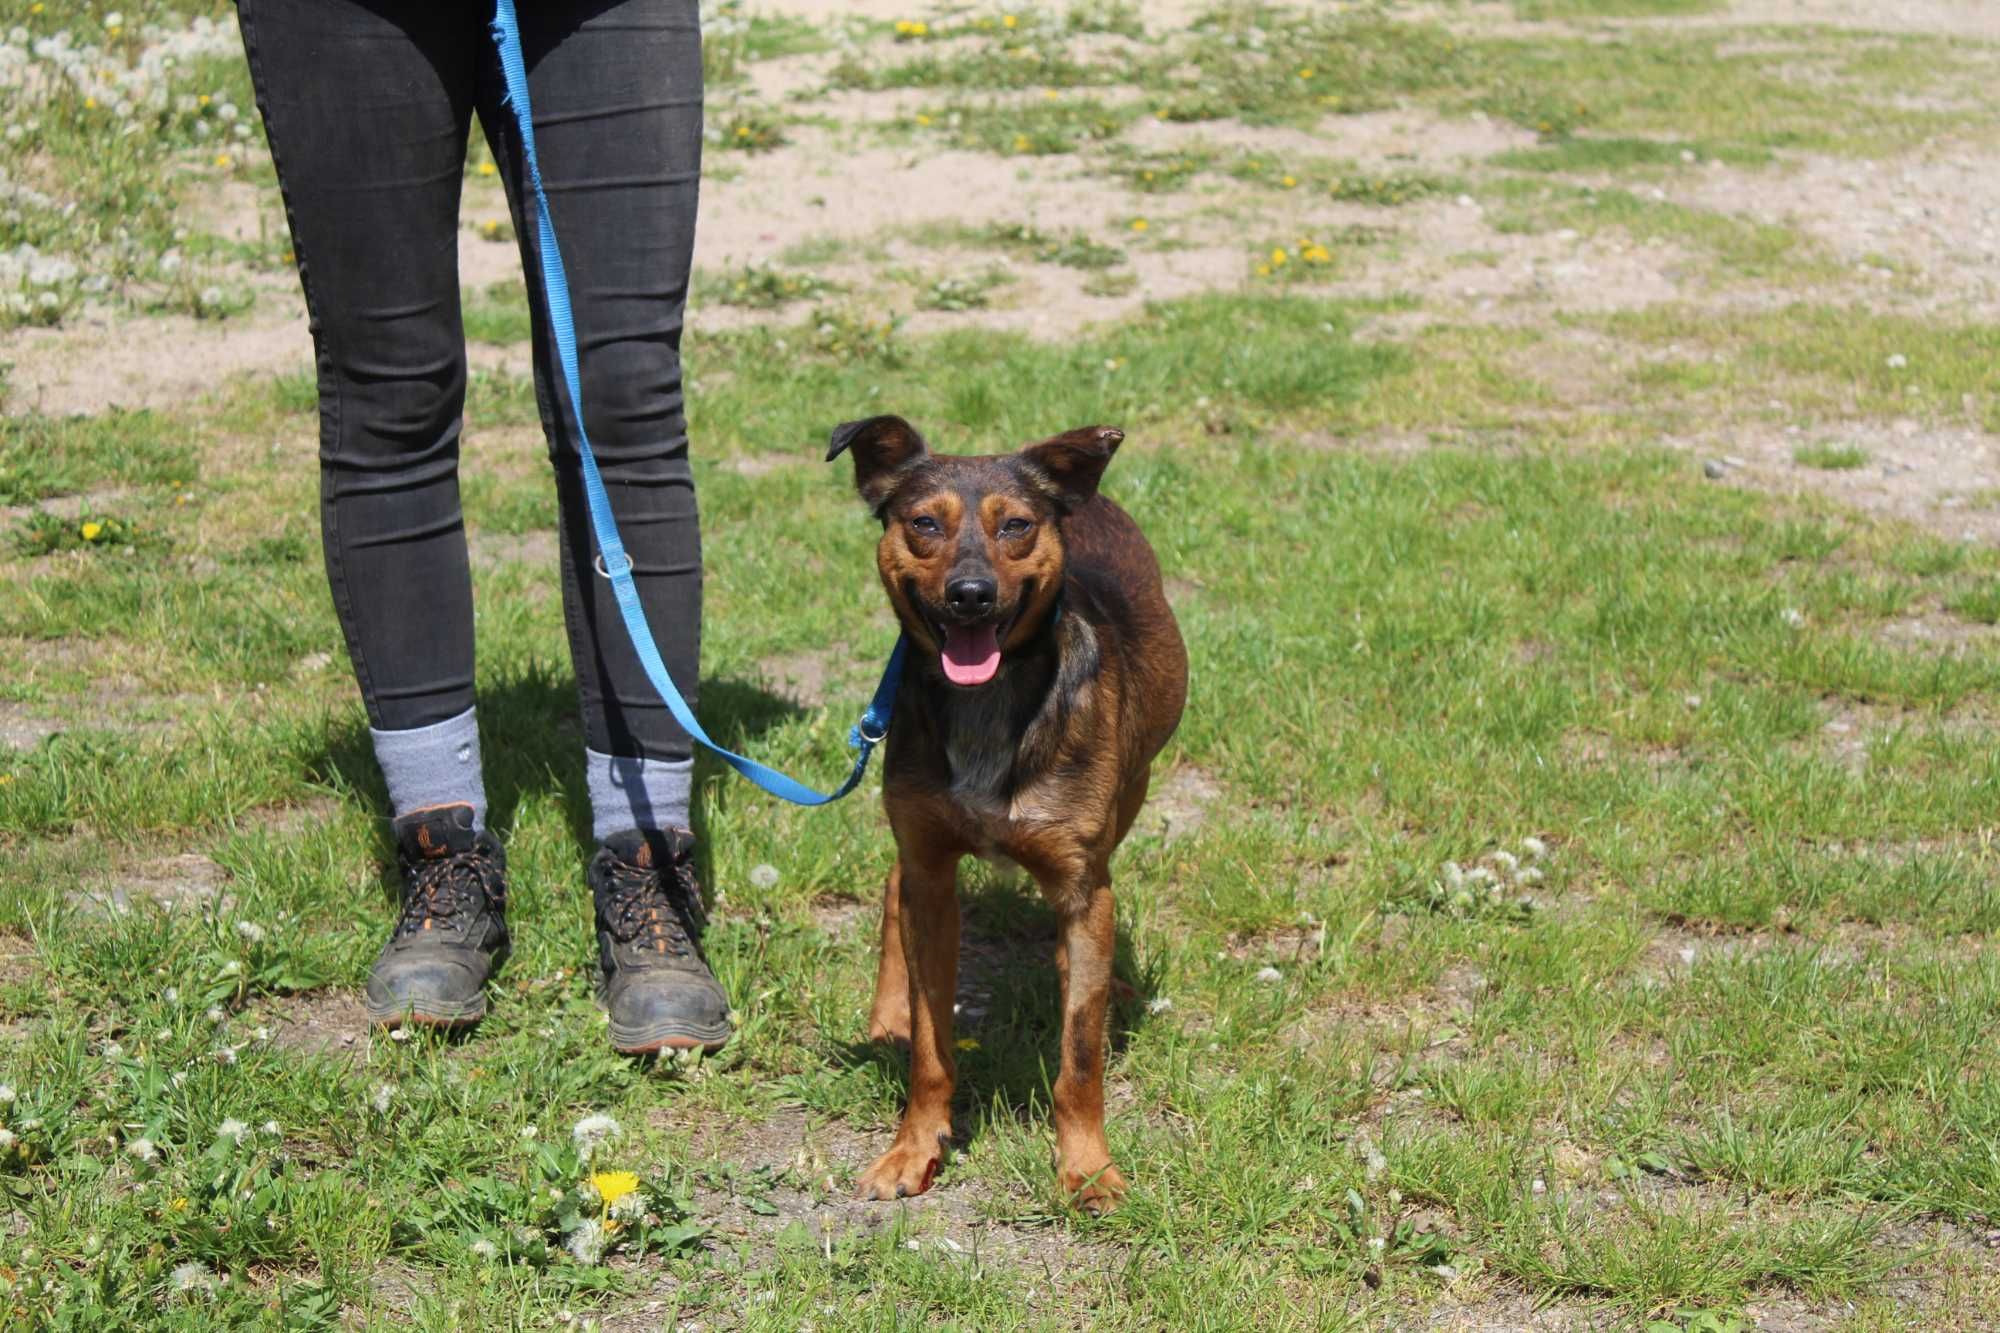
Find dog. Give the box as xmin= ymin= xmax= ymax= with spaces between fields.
xmin=826 ymin=415 xmax=1187 ymax=1213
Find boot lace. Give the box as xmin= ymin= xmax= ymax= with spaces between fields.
xmin=394 ymin=847 xmax=501 ymax=938
xmin=603 ymin=849 xmax=705 ymax=960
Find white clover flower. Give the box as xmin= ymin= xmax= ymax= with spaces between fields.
xmin=217 ymin=102 xmax=237 ymax=122
xmin=213 ymin=1046 xmax=237 ymax=1066
xmin=217 ymin=1118 xmax=250 ymax=1144
xmin=572 ymin=1113 xmax=621 ymax=1161
xmin=104 ymin=12 xmax=124 ymax=28
xmin=128 ymin=1137 xmax=159 ymax=1162
xmin=260 ymin=1121 xmax=279 ymax=1138
xmin=520 ymin=1125 xmax=538 ymax=1139
xmin=1517 ymin=867 xmax=1545 ymax=886
xmin=0 ymin=1085 xmax=16 ymax=1104
xmin=220 ymin=960 xmax=242 ymax=977
xmin=1145 ymin=996 xmax=1174 ymax=1014
xmin=470 ymin=1239 xmax=498 ymax=1260
xmin=235 ymin=921 xmax=266 ymax=944
xmin=1490 ymin=850 xmax=1519 ymax=876
xmin=388 ymin=1027 xmax=410 ymax=1042
xmin=371 ymin=1084 xmax=395 ymax=1114
xmin=566 ymin=1219 xmax=605 ymax=1265
xmin=198 ymin=285 xmax=223 ymax=309
xmin=1254 ymin=966 xmax=1282 ymax=984
xmin=254 ymin=1026 xmax=270 ymax=1042
xmin=163 ymin=987 xmax=179 ymax=1004
xmin=169 ymin=1262 xmax=213 ymax=1295
xmin=1521 ymin=837 xmax=1548 ymax=861
xmin=0 ymin=1128 xmax=16 ymax=1150
xmin=205 ymin=1005 xmax=225 ymax=1023
xmin=1781 ymin=607 xmax=1806 ymax=629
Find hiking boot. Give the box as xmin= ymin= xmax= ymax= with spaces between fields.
xmin=365 ymin=804 xmax=510 ymax=1029
xmin=590 ymin=828 xmax=732 ymax=1054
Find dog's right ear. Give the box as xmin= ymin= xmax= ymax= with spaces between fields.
xmin=827 ymin=414 xmax=929 ymax=515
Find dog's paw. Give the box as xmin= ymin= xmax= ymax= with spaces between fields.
xmin=1061 ymin=1160 xmax=1128 ymax=1215
xmin=857 ymin=1140 xmax=944 ymax=1201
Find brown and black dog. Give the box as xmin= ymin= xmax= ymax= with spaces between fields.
xmin=826 ymin=414 xmax=1187 ymax=1213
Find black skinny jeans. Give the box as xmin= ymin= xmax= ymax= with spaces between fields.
xmin=236 ymin=0 xmax=703 ymax=762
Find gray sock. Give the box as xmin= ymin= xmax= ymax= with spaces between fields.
xmin=371 ymin=706 xmax=489 ymax=830
xmin=586 ymin=748 xmax=694 ymax=842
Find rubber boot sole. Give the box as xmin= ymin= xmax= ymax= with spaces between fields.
xmin=606 ymin=1013 xmax=732 ymax=1055
xmin=366 ymin=992 xmax=488 ymax=1029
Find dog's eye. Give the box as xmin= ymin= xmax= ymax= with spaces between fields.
xmin=910 ymin=515 xmax=941 ymax=536
xmin=999 ymin=517 xmax=1034 ymax=538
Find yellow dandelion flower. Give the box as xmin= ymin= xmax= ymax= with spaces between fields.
xmin=1002 ymin=13 xmax=1018 ymax=27
xmin=1303 ymin=244 xmax=1332 ymax=264
xmin=1012 ymin=134 xmax=1031 ymax=152
xmin=107 ymin=24 xmax=121 ymax=37
xmin=30 ymin=2 xmax=45 ymax=12
xmin=894 ymin=19 xmax=913 ymax=33
xmin=213 ymin=153 xmax=232 ymax=168
xmin=955 ymin=1038 xmax=980 ymax=1051
xmin=1254 ymin=263 xmax=1272 ymax=277
xmin=911 ymin=20 xmax=929 ymax=35
xmin=914 ymin=113 xmax=932 ymax=126
xmin=1043 ymin=89 xmax=1059 ymax=100
xmin=591 ymin=1171 xmax=641 ymax=1207
xmin=477 ymin=160 xmax=497 ymax=176
xmin=81 ymin=521 xmax=104 ymax=541
xmin=735 ymin=125 xmax=752 ymax=138
xmin=1154 ymin=108 xmax=1169 ymax=120
xmin=1281 ymin=175 xmax=1297 ymax=189
xmin=168 ymin=1197 xmax=188 ymax=1212
xmin=198 ymin=94 xmax=211 ymax=108
xmin=1271 ymin=247 xmax=1288 ymax=266
xmin=83 ymin=97 xmax=98 ymax=110
xmin=0 ymin=775 xmax=10 ymax=786
xmin=1299 ymin=67 xmax=1314 ymax=79
xmin=1130 ymin=218 xmax=1148 ymax=232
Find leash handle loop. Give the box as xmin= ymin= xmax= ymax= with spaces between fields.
xmin=490 ymin=0 xmax=902 ymax=806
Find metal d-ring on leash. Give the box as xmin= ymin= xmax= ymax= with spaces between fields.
xmin=491 ymin=0 xmax=905 ymax=805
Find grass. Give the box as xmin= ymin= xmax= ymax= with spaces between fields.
xmin=7 ymin=0 xmax=2000 ymax=1328
xmin=9 ymin=288 xmax=2000 ymax=1325
xmin=1794 ymin=442 xmax=1871 ymax=471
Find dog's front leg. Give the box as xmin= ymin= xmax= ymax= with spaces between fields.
xmin=867 ymin=860 xmax=912 ymax=1044
xmin=1051 ymin=871 xmax=1126 ymax=1213
xmin=857 ymin=848 xmax=959 ymax=1200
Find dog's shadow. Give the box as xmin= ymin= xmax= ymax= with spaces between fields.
xmin=832 ymin=861 xmax=1163 ymax=1151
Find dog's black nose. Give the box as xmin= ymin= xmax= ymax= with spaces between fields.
xmin=946 ymin=577 xmax=997 ymax=619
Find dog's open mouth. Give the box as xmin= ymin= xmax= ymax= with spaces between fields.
xmin=940 ymin=622 xmax=1001 ymax=687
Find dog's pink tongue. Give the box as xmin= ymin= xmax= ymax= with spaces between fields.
xmin=941 ymin=623 xmax=1001 ymax=686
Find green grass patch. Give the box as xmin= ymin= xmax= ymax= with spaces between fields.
xmin=1793 ymin=442 xmax=1870 ymax=471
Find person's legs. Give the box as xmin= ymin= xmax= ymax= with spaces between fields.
xmin=239 ymin=0 xmax=509 ymax=1027
xmin=481 ymin=0 xmax=729 ymax=1052
xmin=237 ymin=0 xmax=492 ymax=828
xmin=480 ymin=0 xmax=705 ymax=842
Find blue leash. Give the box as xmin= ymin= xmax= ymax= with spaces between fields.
xmin=489 ymin=0 xmax=903 ymax=806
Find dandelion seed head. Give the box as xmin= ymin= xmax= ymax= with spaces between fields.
xmin=566 ymin=1219 xmax=605 ymax=1265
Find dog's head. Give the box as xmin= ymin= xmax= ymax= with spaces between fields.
xmin=827 ymin=415 xmax=1122 ymax=688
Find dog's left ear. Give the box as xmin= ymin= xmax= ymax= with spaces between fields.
xmin=827 ymin=415 xmax=930 ymax=515
xmin=1020 ymin=426 xmax=1124 ymax=512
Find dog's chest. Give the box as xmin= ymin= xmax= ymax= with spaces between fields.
xmin=941 ymin=689 xmax=1017 ymax=815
